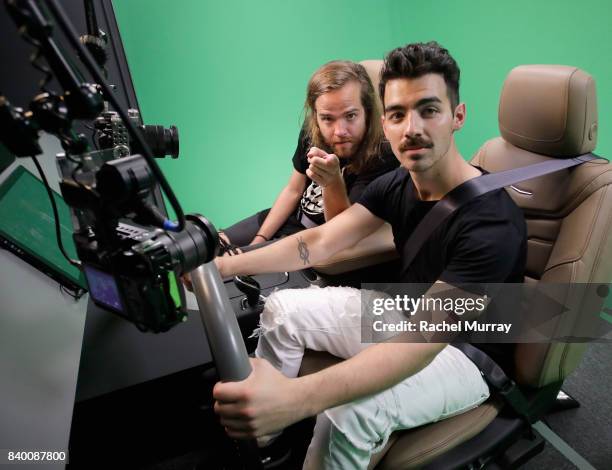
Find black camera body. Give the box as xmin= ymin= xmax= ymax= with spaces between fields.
xmin=95 ymin=107 xmax=179 ymax=159
xmin=75 ymin=218 xmax=216 ymax=332
xmin=56 ymin=144 xmax=217 ymax=332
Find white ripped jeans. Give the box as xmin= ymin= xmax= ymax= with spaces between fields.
xmin=254 ymin=286 xmax=490 ymax=470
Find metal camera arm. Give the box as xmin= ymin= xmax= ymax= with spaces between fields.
xmin=191 ymin=264 xmax=252 ymax=381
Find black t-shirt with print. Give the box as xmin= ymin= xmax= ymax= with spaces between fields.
xmin=292 ymin=130 xmax=398 ymax=226
xmin=358 ymin=166 xmax=527 ymax=373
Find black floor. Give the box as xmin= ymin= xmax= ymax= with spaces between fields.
xmin=524 ymin=343 xmax=612 ymax=470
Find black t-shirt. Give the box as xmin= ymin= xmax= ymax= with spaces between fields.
xmin=292 ymin=131 xmax=398 ymax=226
xmin=358 ymin=166 xmax=527 ymax=373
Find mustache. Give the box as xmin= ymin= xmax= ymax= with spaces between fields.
xmin=398 ymin=138 xmax=433 ymax=152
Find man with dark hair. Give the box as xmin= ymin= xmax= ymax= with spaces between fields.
xmin=219 ymin=60 xmax=397 ymax=251
xmin=380 ymin=41 xmax=461 ymax=109
xmin=208 ymin=42 xmax=526 ymax=469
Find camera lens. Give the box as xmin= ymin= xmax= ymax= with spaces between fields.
xmin=140 ymin=124 xmax=179 ymax=158
xmin=145 ymin=214 xmax=219 ymax=275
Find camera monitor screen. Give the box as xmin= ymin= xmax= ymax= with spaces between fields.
xmin=83 ymin=265 xmax=123 ymax=313
xmin=0 ymin=165 xmax=87 ymax=290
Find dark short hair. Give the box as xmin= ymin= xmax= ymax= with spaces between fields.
xmin=379 ymin=41 xmax=460 ymax=110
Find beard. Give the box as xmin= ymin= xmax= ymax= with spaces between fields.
xmin=312 ymin=126 xmax=365 ymax=159
xmin=332 ymin=140 xmax=357 ymax=157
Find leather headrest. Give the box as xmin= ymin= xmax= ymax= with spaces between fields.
xmin=499 ymin=65 xmax=598 ymax=157
xmin=359 ymin=59 xmax=383 ymax=111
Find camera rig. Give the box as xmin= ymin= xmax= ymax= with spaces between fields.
xmin=1 ymin=3 xmax=260 ymax=465
xmin=0 ymin=0 xmax=218 ymax=332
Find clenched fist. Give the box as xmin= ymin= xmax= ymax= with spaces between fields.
xmin=306 ymin=146 xmax=342 ymax=188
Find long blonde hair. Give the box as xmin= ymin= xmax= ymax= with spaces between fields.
xmin=304 ymin=60 xmax=383 ymax=174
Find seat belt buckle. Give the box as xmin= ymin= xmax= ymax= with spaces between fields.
xmin=498 ymin=380 xmax=533 ymax=423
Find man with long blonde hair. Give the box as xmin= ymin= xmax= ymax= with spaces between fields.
xmin=219 ymin=60 xmax=396 ymax=251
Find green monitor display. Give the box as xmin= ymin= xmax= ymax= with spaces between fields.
xmin=0 ymin=165 xmax=86 ymax=290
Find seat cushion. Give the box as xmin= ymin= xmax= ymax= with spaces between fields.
xmin=374 ymin=399 xmax=501 ymax=469
xmin=299 ymin=349 xmax=501 ymax=469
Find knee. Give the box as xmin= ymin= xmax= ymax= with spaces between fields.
xmin=259 ymin=286 xmax=326 ymax=324
xmin=324 ymin=400 xmax=393 ymax=455
xmin=258 ymin=289 xmax=299 ymax=332
xmin=306 ymin=413 xmax=372 ymax=469
xmin=257 ymin=285 xmax=361 ymax=335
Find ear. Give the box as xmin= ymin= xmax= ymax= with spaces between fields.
xmin=452 ymin=103 xmax=466 ymax=131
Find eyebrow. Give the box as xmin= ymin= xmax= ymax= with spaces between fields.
xmin=384 ymin=96 xmax=442 ymax=113
xmin=318 ymin=107 xmax=360 ymax=118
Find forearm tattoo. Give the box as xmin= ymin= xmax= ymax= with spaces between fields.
xmin=297 ymin=236 xmax=310 ymax=265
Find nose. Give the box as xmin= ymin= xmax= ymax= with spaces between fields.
xmin=334 ymin=120 xmax=350 ymax=138
xmin=403 ymin=110 xmax=423 ymax=138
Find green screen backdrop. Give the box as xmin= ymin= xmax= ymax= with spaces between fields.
xmin=113 ymin=0 xmax=611 ymax=228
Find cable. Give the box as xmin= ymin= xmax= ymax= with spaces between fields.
xmin=45 ymin=0 xmax=186 ymax=232
xmin=83 ymin=123 xmax=99 ymax=149
xmin=30 ymin=155 xmax=81 ymax=268
xmin=19 ymin=31 xmax=54 ymax=93
xmin=60 ymin=283 xmax=85 ymax=300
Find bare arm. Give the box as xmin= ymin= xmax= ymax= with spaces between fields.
xmin=214 ymin=335 xmax=446 ymax=439
xmin=300 ymin=341 xmax=446 ymax=416
xmin=321 ymin=177 xmax=351 ymax=221
xmin=248 ymin=170 xmax=306 ymax=245
xmin=217 ymin=203 xmax=384 ymax=277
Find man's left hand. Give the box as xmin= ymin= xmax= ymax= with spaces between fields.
xmin=306 ymin=146 xmax=342 ymax=188
xmin=213 ymin=358 xmax=309 ymax=439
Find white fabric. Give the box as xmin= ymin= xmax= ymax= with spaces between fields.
xmin=254 ymin=286 xmax=490 ymax=470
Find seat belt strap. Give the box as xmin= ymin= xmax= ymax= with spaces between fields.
xmin=399 ymin=153 xmax=600 ymax=421
xmin=452 ymin=342 xmax=534 ymax=423
xmin=400 ymin=153 xmax=598 ymax=278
